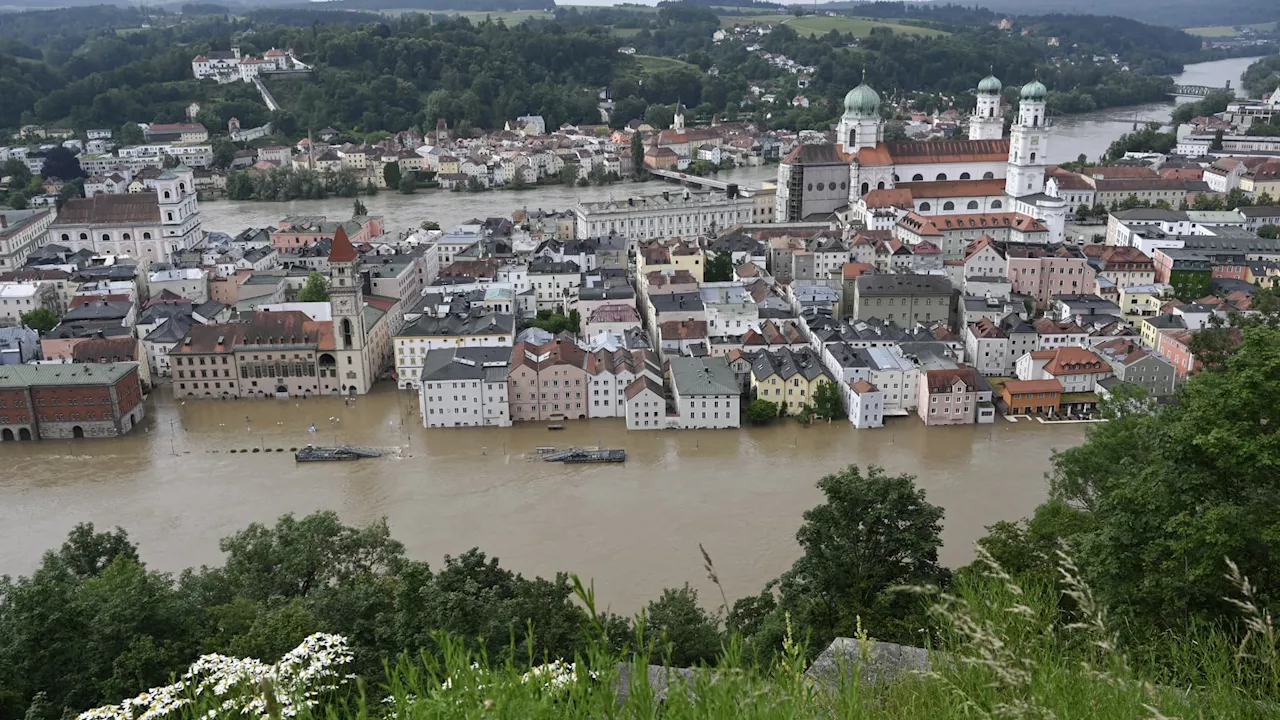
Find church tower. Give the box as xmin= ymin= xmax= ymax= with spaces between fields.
xmin=969 ymin=73 xmax=1004 ymax=141
xmin=835 ymin=80 xmax=883 ymax=154
xmin=328 ymin=226 xmax=366 ymax=394
xmin=1006 ymin=80 xmax=1049 ymax=198
xmin=155 ymin=165 xmax=201 ymax=259
xmin=673 ymin=102 xmax=686 ymax=132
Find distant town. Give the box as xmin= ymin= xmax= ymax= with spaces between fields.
xmin=1 ymin=67 xmax=1278 ymax=442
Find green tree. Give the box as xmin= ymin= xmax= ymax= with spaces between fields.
xmin=631 ymin=131 xmax=646 ymax=179
xmin=2 ymin=158 xmax=33 ymax=188
xmin=297 ymin=272 xmax=329 ymax=302
xmin=39 ymin=147 xmax=84 ymax=180
xmin=812 ymin=380 xmax=842 ymax=420
xmin=421 ymin=220 xmax=440 ymax=231
xmin=558 ymin=164 xmax=578 ymax=186
xmin=352 ymin=198 xmax=367 ymax=217
xmin=211 ymin=138 xmax=236 ymax=170
xmin=745 ymin=399 xmax=779 ymax=424
xmin=1257 ymin=224 xmax=1279 ymax=240
xmin=382 ymin=162 xmax=401 ymax=189
xmin=1209 ymin=128 xmax=1224 ymax=151
xmin=55 ymin=178 xmax=83 ymax=211
xmin=703 ymin=250 xmax=733 ymax=282
xmin=6 ymin=190 xmax=29 ymax=210
xmin=745 ymin=466 xmax=947 ymax=653
xmin=116 ymin=122 xmax=143 ymax=146
xmin=643 ymin=585 xmax=723 ymax=667
xmin=397 ymin=175 xmax=416 ymax=194
xmin=19 ymin=307 xmax=58 ymax=333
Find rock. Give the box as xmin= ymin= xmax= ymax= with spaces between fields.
xmin=613 ymin=663 xmax=701 ymax=705
xmin=805 ymin=637 xmax=933 ymax=690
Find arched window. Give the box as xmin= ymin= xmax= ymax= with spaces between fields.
xmin=893 ymin=174 xmax=900 ymax=182
xmin=1033 ymin=115 xmax=1039 ymax=127
xmin=122 ymin=233 xmax=131 ymax=241
xmin=143 ymin=232 xmax=152 ymax=240
xmin=989 ymin=107 xmax=996 ymax=118
xmin=179 ymin=183 xmax=186 ymax=193
xmin=991 ymin=200 xmax=1003 ymax=209
xmin=967 ymin=200 xmax=979 ymax=210
xmin=101 ymin=233 xmax=110 ymax=243
xmin=960 ymin=172 xmax=971 ymax=180
xmin=936 ymin=173 xmax=947 ymax=181
xmin=943 ymin=201 xmax=955 ymax=211
xmin=912 ymin=174 xmax=924 ymax=181
xmin=60 ymin=233 xmax=69 ymax=242
xmin=860 ymin=182 xmax=869 ymax=196
xmin=163 ymin=191 xmax=171 ymax=200
xmin=877 ymin=181 xmax=885 ymax=190
xmin=1030 ymin=152 xmax=1037 ymax=163
xmin=166 ymin=212 xmax=173 ymax=222
xmin=79 ymin=233 xmax=88 ymax=241
xmin=983 ymin=172 xmax=995 ymax=180
xmin=919 ymin=202 xmax=931 ymax=211
xmin=341 ymin=319 xmax=353 ymax=349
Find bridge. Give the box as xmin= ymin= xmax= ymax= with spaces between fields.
xmin=1171 ymin=81 xmax=1231 ymax=98
xmin=648 ymin=168 xmax=760 ymax=194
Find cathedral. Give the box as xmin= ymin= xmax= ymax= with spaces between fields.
xmin=775 ymin=73 xmax=1067 ymax=244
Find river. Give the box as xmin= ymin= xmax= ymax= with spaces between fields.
xmin=0 ymin=387 xmax=1086 ymax=612
xmin=0 ymin=57 xmax=1255 ymax=612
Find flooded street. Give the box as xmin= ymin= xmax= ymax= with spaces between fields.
xmin=0 ymin=387 xmax=1086 ymax=612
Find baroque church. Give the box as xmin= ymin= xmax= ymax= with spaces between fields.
xmin=775 ymin=73 xmax=1067 ymax=244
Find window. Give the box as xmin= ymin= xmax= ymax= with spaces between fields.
xmin=943 ymin=201 xmax=955 ymax=211
xmin=967 ymin=200 xmax=979 ymax=210
xmin=960 ymin=172 xmax=971 ymax=180
xmin=912 ymin=174 xmax=924 ymax=181
xmin=936 ymin=173 xmax=947 ymax=181
xmin=919 ymin=202 xmax=931 ymax=211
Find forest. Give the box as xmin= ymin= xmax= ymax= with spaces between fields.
xmin=0 ymin=3 xmax=1264 ymax=136
xmin=1 ymin=300 xmax=1278 ymax=720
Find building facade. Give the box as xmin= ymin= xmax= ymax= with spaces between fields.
xmin=0 ymin=363 xmax=145 ymax=440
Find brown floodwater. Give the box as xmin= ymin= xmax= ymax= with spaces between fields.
xmin=0 ymin=386 xmax=1086 ymax=613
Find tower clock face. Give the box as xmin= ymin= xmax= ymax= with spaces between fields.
xmin=333 ymin=296 xmax=354 ymax=315
xmin=1031 ymin=136 xmax=1040 ymax=145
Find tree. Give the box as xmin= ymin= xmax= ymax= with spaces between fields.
xmin=1257 ymin=224 xmax=1279 ymax=240
xmin=643 ymin=585 xmax=723 ymax=667
xmin=745 ymin=399 xmax=779 ymax=424
xmin=703 ymin=250 xmax=733 ymax=282
xmin=39 ymin=147 xmax=84 ymax=180
xmin=116 ymin=122 xmax=143 ymax=146
xmin=297 ymin=272 xmax=329 ymax=302
xmin=558 ymin=164 xmax=578 ymax=186
xmin=55 ymin=178 xmax=83 ymax=211
xmin=382 ymin=162 xmax=401 ymax=189
xmin=812 ymin=380 xmax=842 ymax=420
xmin=211 ymin=138 xmax=236 ymax=170
xmin=756 ymin=466 xmax=947 ymax=651
xmin=352 ymin=198 xmax=367 ymax=217
xmin=1210 ymin=128 xmax=1224 ymax=151
xmin=1 ymin=158 xmax=32 ymax=188
xmin=630 ymin=131 xmax=646 ymax=178
xmin=19 ymin=308 xmax=58 ymax=333
xmin=6 ymin=191 xmax=29 ymax=210
xmin=420 ymin=221 xmax=440 ymax=231
xmin=398 ymin=175 xmax=416 ymax=194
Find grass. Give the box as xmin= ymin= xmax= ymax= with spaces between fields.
xmin=719 ymin=14 xmax=949 ymax=38
xmin=79 ymin=553 xmax=1280 ymax=720
xmin=610 ymin=26 xmax=642 ymax=38
xmin=632 ymin=54 xmax=700 ymax=74
xmin=1186 ymin=21 xmax=1277 ymax=37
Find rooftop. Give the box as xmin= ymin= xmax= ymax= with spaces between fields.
xmin=0 ymin=362 xmax=136 ymax=388
xmin=669 ymin=356 xmax=737 ymax=397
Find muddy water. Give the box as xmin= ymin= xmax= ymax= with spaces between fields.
xmin=0 ymin=386 xmax=1086 ymax=612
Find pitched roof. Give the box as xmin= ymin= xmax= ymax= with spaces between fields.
xmin=624 ymin=375 xmax=664 ymax=401
xmin=71 ymin=336 xmax=138 ymax=363
xmin=328 ymin=225 xmax=358 ymax=264
xmin=925 ymin=367 xmax=977 ymax=393
xmin=894 ymin=179 xmax=1008 ymax=198
xmin=51 ymin=194 xmax=160 ymax=227
xmin=1037 ymin=346 xmax=1108 ymax=375
xmin=879 ymin=139 xmax=1010 ymax=165
xmin=1002 ymin=378 xmax=1063 ymax=394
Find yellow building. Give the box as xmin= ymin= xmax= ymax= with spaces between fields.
xmin=749 ymin=347 xmax=834 ymax=415
xmin=637 ymin=239 xmax=704 ymax=282
xmin=438 ymin=156 xmax=460 ymax=176
xmin=1140 ymin=314 xmax=1186 ymax=349
xmin=1119 ymin=283 xmax=1172 ymax=320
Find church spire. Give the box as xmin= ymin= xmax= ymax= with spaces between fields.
xmin=329 ymin=225 xmax=357 ymax=264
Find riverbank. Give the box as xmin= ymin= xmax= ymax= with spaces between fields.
xmin=0 ymin=387 xmax=1087 ymax=613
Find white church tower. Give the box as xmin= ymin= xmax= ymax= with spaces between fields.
xmin=835 ymin=81 xmax=883 ymax=154
xmin=155 ymin=166 xmax=202 ymax=258
xmin=1005 ymin=80 xmax=1049 ymax=198
xmin=673 ymin=102 xmax=686 ymax=132
xmin=969 ymin=73 xmax=1004 ymax=141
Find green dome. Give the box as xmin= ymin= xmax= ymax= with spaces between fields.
xmin=843 ymin=83 xmax=881 ymax=118
xmin=977 ymin=74 xmax=1002 ymax=95
xmin=1020 ymin=80 xmax=1048 ymax=101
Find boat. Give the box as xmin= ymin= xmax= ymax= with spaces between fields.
xmin=295 ymin=445 xmax=384 ymax=462
xmin=546 ymin=424 xmax=566 ymax=430
xmin=541 ymin=447 xmax=626 ymax=464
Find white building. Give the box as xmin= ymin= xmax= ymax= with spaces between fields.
xmin=0 ymin=283 xmax=55 ymax=327
xmin=963 ymin=319 xmax=1008 ymax=376
xmin=418 ymin=346 xmax=512 ymax=428
xmin=624 ymin=376 xmax=667 ymax=430
xmin=847 ymin=379 xmax=884 ymax=429
xmin=48 ymin=167 xmax=202 ymax=265
xmin=668 ymin=356 xmax=741 ymax=429
xmin=148 ymin=268 xmax=208 ymax=304
xmin=862 ymin=345 xmax=919 ymax=414
xmin=393 ymin=311 xmax=515 ymax=389
xmin=0 ymin=209 xmax=54 ymax=272
xmin=576 ymin=189 xmax=760 ymax=242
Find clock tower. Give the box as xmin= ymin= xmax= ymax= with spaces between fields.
xmin=328 ymin=225 xmax=366 ymax=394
xmin=1006 ymin=80 xmax=1049 ymax=198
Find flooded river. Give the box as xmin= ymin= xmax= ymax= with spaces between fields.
xmin=2 ymin=57 xmax=1258 ymax=611
xmin=0 ymin=387 xmax=1087 ymax=612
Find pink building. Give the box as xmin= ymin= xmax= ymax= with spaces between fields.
xmin=507 ymin=339 xmax=589 ymax=422
xmin=270 ymin=216 xmax=385 ymax=250
xmin=917 ymin=367 xmax=982 ymax=426
xmin=1004 ymin=244 xmax=1095 ymax=309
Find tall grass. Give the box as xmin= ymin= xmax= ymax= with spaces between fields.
xmin=83 ymin=555 xmax=1278 ymax=720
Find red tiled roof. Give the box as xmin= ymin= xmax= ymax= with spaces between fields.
xmin=894 ymin=179 xmax=1007 ymax=198
xmin=1002 ymin=378 xmax=1063 ymax=395
xmin=884 ymin=139 xmax=1010 ymax=165
xmin=1040 ymin=347 xmax=1107 ymax=375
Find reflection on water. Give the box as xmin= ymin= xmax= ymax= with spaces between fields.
xmin=0 ymin=386 xmax=1087 ymax=611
